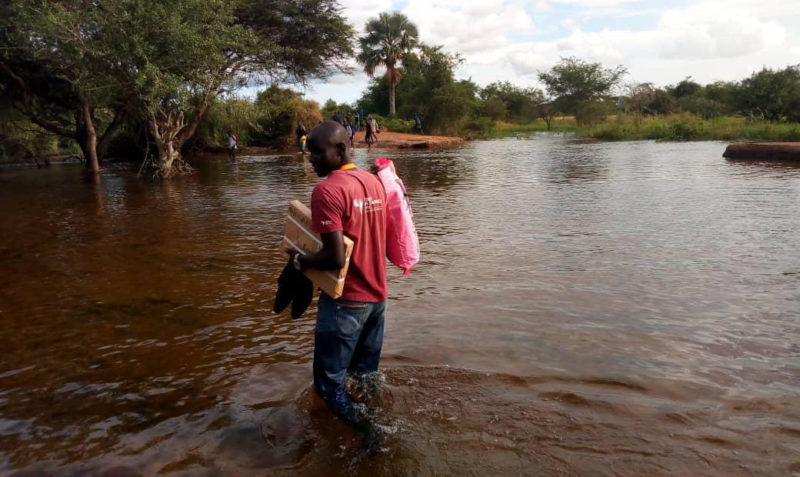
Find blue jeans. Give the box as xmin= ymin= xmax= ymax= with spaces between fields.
xmin=314 ymin=293 xmax=386 ymax=424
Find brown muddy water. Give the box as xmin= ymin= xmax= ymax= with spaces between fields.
xmin=1 ymin=134 xmax=799 ymax=476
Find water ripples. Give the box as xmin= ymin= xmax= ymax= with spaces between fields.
xmin=1 ymin=137 xmax=799 ymax=474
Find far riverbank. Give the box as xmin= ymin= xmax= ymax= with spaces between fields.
xmin=197 ymin=130 xmax=465 ymax=157
xmin=494 ymin=114 xmax=800 ymax=143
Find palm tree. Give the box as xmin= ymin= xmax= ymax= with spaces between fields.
xmin=357 ymin=12 xmax=419 ymax=117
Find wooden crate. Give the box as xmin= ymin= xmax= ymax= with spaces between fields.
xmin=280 ymin=200 xmax=353 ymax=298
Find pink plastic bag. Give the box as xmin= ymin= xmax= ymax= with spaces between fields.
xmin=375 ymin=158 xmax=419 ymax=275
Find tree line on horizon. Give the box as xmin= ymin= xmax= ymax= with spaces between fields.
xmin=2 ymin=2 xmax=799 ymax=176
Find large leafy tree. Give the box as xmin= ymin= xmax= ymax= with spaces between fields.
xmin=538 ymin=57 xmax=626 ymax=124
xmin=395 ymin=45 xmax=476 ymax=133
xmin=357 ymin=12 xmax=418 ymax=117
xmin=356 ymin=44 xmax=478 ymax=134
xmin=100 ymin=0 xmax=248 ymax=177
xmin=0 ymin=1 xmax=128 ymax=174
xmin=104 ymin=0 xmax=354 ymax=178
xmin=736 ymin=65 xmax=800 ymax=122
xmin=479 ymin=81 xmax=545 ymax=123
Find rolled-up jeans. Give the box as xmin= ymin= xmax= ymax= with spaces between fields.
xmin=314 ymin=292 xmax=386 ymax=424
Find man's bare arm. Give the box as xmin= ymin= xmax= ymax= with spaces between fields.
xmin=294 ymin=231 xmax=346 ymax=270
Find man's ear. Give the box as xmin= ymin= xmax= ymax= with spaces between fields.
xmin=336 ymin=141 xmax=347 ymax=158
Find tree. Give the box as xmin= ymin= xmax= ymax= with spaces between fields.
xmin=667 ymin=77 xmax=702 ymax=99
xmin=357 ymin=44 xmax=477 ymax=134
xmin=538 ymin=57 xmax=627 ymax=124
xmin=479 ymin=81 xmax=545 ymax=123
xmin=251 ymin=84 xmax=320 ymax=146
xmin=620 ymin=83 xmax=677 ymax=116
xmin=99 ymin=0 xmax=247 ymax=177
xmin=2 ymin=0 xmax=354 ymax=179
xmin=736 ymin=65 xmax=800 ymax=122
xmin=539 ymin=102 xmax=558 ymax=130
xmin=105 ymin=0 xmax=354 ymax=178
xmin=0 ymin=1 xmax=127 ymax=174
xmin=396 ymin=45 xmax=475 ymax=132
xmin=357 ymin=12 xmax=419 ymax=117
xmin=481 ymin=97 xmax=508 ymax=121
xmin=321 ymin=99 xmax=353 ymax=120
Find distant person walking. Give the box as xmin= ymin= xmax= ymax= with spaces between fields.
xmin=344 ymin=120 xmax=356 ymax=148
xmin=296 ymin=124 xmax=307 ymax=150
xmin=332 ymin=111 xmax=341 ymax=124
xmin=365 ymin=116 xmax=376 ymax=149
xmin=414 ymin=113 xmax=423 ymax=134
xmin=228 ymin=131 xmax=238 ymax=160
xmin=369 ymin=116 xmax=379 ymax=144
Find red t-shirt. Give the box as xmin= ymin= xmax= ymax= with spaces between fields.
xmin=311 ymin=169 xmax=388 ymax=302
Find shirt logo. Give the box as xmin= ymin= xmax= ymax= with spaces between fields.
xmin=353 ymin=197 xmax=383 ymax=214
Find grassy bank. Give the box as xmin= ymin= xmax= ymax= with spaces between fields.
xmin=582 ymin=114 xmax=800 ymax=142
xmin=487 ymin=114 xmax=800 ymax=142
xmin=490 ymin=118 xmax=577 ymax=137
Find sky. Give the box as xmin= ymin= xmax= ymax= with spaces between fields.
xmin=284 ymin=0 xmax=800 ymax=106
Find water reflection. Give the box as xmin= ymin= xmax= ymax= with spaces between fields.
xmin=386 ymin=148 xmax=479 ymax=192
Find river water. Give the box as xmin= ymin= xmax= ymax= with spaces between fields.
xmin=1 ymin=134 xmax=799 ymax=476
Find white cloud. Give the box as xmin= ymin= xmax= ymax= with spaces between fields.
xmin=534 ymin=0 xmax=552 ymax=13
xmin=296 ymin=0 xmax=800 ymax=104
xmin=656 ymin=3 xmax=786 ymax=59
xmin=401 ymin=0 xmax=534 ymax=55
xmin=551 ymin=0 xmax=641 ymax=5
xmin=340 ymin=0 xmax=394 ymax=33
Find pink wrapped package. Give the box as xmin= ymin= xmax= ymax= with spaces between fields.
xmin=375 ymin=158 xmax=419 ymax=275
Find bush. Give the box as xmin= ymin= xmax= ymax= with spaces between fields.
xmin=460 ymin=117 xmax=495 ymax=139
xmin=189 ymin=85 xmax=322 ymax=149
xmin=576 ymin=100 xmax=612 ymax=125
xmin=368 ymin=114 xmax=413 ymax=133
xmin=680 ymin=96 xmax=725 ymax=119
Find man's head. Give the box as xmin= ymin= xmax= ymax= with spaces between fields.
xmin=307 ymin=121 xmax=351 ymax=177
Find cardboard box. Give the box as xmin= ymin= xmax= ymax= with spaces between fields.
xmin=281 ymin=200 xmax=353 ymax=298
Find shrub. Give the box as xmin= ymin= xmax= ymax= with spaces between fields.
xmin=460 ymin=117 xmax=495 ymax=139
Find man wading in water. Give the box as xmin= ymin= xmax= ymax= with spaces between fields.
xmin=288 ymin=121 xmax=388 ymax=449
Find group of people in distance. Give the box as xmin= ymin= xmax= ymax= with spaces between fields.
xmin=296 ymin=111 xmax=383 ymax=153
xmin=230 ymin=110 xmax=425 ymax=160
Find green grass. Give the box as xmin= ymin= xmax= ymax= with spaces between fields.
xmin=581 ymin=114 xmax=800 ymax=142
xmin=506 ymin=114 xmax=800 ymax=141
xmin=485 ymin=114 xmax=800 ymax=142
xmin=369 ymin=115 xmax=414 ymax=133
xmin=471 ymin=118 xmax=577 ymax=139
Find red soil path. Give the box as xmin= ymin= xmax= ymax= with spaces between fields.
xmin=209 ymin=130 xmax=464 ymax=157
xmin=351 ymin=129 xmax=465 ymax=150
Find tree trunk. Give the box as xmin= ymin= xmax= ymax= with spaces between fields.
xmin=96 ymin=108 xmax=125 ymax=161
xmin=389 ymin=79 xmax=396 ymax=117
xmin=80 ymin=100 xmax=100 ymax=174
xmin=146 ymin=110 xmax=193 ymax=179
